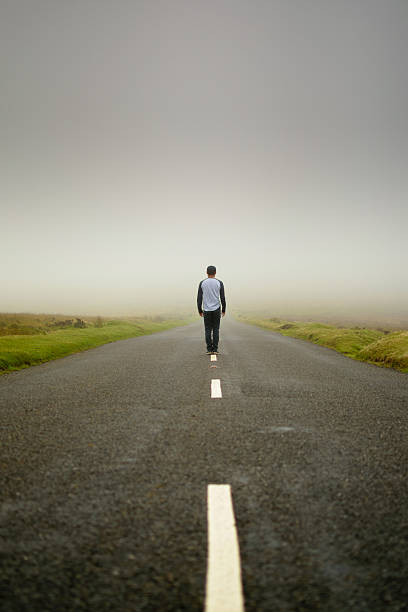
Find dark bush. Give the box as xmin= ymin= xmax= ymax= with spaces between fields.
xmin=73 ymin=318 xmax=86 ymax=328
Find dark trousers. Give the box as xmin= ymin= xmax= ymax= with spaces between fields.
xmin=203 ymin=308 xmax=221 ymax=351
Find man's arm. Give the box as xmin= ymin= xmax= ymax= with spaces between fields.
xmin=219 ymin=280 xmax=226 ymax=315
xmin=197 ymin=281 xmax=203 ymax=315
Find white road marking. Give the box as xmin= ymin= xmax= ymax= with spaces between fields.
xmin=205 ymin=485 xmax=245 ymax=612
xmin=211 ymin=354 xmax=217 ymax=362
xmin=211 ymin=379 xmax=222 ymax=398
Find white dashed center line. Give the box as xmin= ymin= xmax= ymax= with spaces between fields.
xmin=205 ymin=485 xmax=245 ymax=612
xmin=211 ymin=379 xmax=222 ymax=398
xmin=210 ymin=354 xmax=217 ymax=362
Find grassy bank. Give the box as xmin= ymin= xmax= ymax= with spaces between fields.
xmin=236 ymin=313 xmax=408 ymax=373
xmin=0 ymin=315 xmax=193 ymax=374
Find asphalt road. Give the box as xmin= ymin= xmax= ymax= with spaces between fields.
xmin=1 ymin=317 xmax=408 ymax=611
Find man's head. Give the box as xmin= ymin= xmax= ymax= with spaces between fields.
xmin=207 ymin=265 xmax=216 ymax=277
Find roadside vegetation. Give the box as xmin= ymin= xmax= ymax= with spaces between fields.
xmin=236 ymin=313 xmax=408 ymax=373
xmin=0 ymin=313 xmax=194 ymax=374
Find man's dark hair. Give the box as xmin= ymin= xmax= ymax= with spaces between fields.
xmin=207 ymin=265 xmax=216 ymax=275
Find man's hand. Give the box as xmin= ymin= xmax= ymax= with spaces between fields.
xmin=199 ymin=312 xmax=204 ymax=317
xmin=222 ymin=312 xmax=225 ymax=317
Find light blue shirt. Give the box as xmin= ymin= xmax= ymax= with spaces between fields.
xmin=197 ymin=277 xmax=226 ymax=312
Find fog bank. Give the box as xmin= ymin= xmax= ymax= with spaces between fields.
xmin=2 ymin=1 xmax=407 ymax=322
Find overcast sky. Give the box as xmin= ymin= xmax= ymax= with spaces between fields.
xmin=1 ymin=0 xmax=407 ymax=316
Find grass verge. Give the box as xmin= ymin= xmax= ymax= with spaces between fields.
xmin=235 ymin=313 xmax=408 ymax=373
xmin=0 ymin=317 xmax=193 ymax=374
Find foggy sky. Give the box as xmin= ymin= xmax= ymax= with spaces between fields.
xmin=1 ymin=0 xmax=407 ymax=316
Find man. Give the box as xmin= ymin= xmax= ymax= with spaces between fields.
xmin=197 ymin=265 xmax=226 ymax=354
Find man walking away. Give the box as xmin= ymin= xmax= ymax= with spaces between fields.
xmin=197 ymin=265 xmax=226 ymax=354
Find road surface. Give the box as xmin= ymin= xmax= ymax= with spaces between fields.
xmin=1 ymin=317 xmax=408 ymax=611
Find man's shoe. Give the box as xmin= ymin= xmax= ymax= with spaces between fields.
xmin=206 ymin=350 xmax=212 ymax=354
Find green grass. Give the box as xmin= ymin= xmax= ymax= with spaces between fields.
xmin=235 ymin=313 xmax=408 ymax=373
xmin=359 ymin=331 xmax=408 ymax=371
xmin=0 ymin=316 xmax=193 ymax=374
